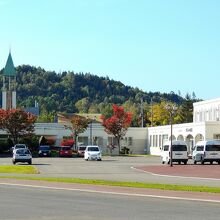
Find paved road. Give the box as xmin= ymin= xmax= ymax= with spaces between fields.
xmin=1 ymin=156 xmax=220 ymax=187
xmin=0 ymin=184 xmax=220 ymax=220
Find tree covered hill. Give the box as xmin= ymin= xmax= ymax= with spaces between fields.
xmin=0 ymin=65 xmax=198 ymax=126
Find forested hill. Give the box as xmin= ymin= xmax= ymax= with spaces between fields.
xmin=0 ymin=65 xmax=198 ymax=125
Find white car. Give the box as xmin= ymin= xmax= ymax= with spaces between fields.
xmin=84 ymin=146 xmax=102 ymax=161
xmin=12 ymin=148 xmax=32 ymax=165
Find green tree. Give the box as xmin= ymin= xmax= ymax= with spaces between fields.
xmin=178 ymin=93 xmax=194 ymax=123
xmin=75 ymin=98 xmax=90 ymax=113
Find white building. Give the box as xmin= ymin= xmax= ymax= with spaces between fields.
xmin=34 ymin=123 xmax=148 ymax=155
xmin=24 ymin=98 xmax=220 ymax=155
xmin=148 ymin=98 xmax=220 ymax=155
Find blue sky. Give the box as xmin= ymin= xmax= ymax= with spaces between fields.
xmin=0 ymin=0 xmax=220 ymax=100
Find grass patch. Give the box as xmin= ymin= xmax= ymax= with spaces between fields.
xmin=0 ymin=175 xmax=219 ymax=194
xmin=0 ymin=165 xmax=39 ymax=174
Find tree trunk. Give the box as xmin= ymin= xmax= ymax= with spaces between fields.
xmin=75 ymin=133 xmax=78 ymax=150
xmin=117 ymin=137 xmax=121 ymax=155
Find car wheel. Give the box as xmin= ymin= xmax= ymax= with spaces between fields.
xmin=194 ymin=161 xmax=197 ymax=165
xmin=12 ymin=161 xmax=16 ymax=165
xmin=178 ymin=161 xmax=181 ymax=165
xmin=184 ymin=161 xmax=187 ymax=165
xmin=162 ymin=161 xmax=165 ymax=164
xmin=28 ymin=160 xmax=32 ymax=165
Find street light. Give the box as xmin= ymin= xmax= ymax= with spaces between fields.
xmin=165 ymin=103 xmax=178 ymax=167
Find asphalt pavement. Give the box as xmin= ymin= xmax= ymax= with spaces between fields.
xmin=1 ymin=183 xmax=220 ymax=220
xmin=1 ymin=156 xmax=220 ymax=187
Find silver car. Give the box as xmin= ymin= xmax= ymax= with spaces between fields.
xmin=12 ymin=148 xmax=32 ymax=165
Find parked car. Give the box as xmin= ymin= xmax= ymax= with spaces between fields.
xmin=38 ymin=145 xmax=52 ymax=157
xmin=84 ymin=145 xmax=102 ymax=161
xmin=12 ymin=148 xmax=32 ymax=165
xmin=59 ymin=146 xmax=73 ymax=157
xmin=192 ymin=140 xmax=220 ymax=164
xmin=161 ymin=140 xmax=188 ymax=164
xmin=12 ymin=144 xmax=28 ymax=154
xmin=77 ymin=146 xmax=86 ymax=157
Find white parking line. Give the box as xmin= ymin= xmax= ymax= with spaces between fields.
xmin=131 ymin=167 xmax=220 ymax=181
xmin=0 ymin=182 xmax=220 ymax=204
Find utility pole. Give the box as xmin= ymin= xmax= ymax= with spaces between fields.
xmin=141 ymin=98 xmax=144 ymax=127
xmin=165 ymin=104 xmax=178 ymax=167
xmin=151 ymin=98 xmax=153 ymax=127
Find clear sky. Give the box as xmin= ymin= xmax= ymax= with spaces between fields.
xmin=0 ymin=0 xmax=220 ymax=100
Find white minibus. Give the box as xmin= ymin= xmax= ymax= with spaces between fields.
xmin=161 ymin=140 xmax=188 ymax=165
xmin=192 ymin=140 xmax=220 ymax=164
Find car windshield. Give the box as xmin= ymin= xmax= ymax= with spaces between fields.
xmin=163 ymin=145 xmax=169 ymax=151
xmin=40 ymin=146 xmax=51 ymax=150
xmin=15 ymin=145 xmax=26 ymax=149
xmin=78 ymin=147 xmax=86 ymax=150
xmin=206 ymin=145 xmax=220 ymax=151
xmin=16 ymin=149 xmax=30 ymax=154
xmin=196 ymin=146 xmax=204 ymax=151
xmin=60 ymin=147 xmax=71 ymax=151
xmin=88 ymin=147 xmax=99 ymax=151
xmin=172 ymin=145 xmax=187 ymax=151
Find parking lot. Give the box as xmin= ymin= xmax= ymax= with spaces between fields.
xmin=1 ymin=156 xmax=220 ymax=187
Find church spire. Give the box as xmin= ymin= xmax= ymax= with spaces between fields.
xmin=3 ymin=51 xmax=16 ymax=77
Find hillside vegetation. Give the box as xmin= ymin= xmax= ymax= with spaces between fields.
xmin=0 ymin=65 xmax=199 ymax=126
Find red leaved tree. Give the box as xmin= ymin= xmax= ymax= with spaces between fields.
xmin=64 ymin=115 xmax=90 ymax=149
xmin=0 ymin=109 xmax=37 ymax=144
xmin=101 ymin=104 xmax=132 ymax=154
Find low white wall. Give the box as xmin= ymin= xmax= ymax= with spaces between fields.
xmin=150 ymin=147 xmax=161 ymax=156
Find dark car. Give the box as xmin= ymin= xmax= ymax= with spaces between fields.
xmin=59 ymin=146 xmax=72 ymax=157
xmin=77 ymin=146 xmax=86 ymax=157
xmin=38 ymin=145 xmax=52 ymax=157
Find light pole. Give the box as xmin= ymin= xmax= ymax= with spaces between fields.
xmin=165 ymin=103 xmax=178 ymax=167
xmin=140 ymin=98 xmax=144 ymax=127
xmin=151 ymin=98 xmax=153 ymax=127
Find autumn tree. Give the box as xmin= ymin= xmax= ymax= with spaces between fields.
xmin=64 ymin=115 xmax=90 ymax=148
xmin=101 ymin=104 xmax=132 ymax=154
xmin=0 ymin=109 xmax=37 ymax=144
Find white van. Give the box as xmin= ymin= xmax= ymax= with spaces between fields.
xmin=192 ymin=140 xmax=220 ymax=164
xmin=161 ymin=140 xmax=188 ymax=164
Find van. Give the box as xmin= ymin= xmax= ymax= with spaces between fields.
xmin=192 ymin=140 xmax=220 ymax=164
xmin=161 ymin=140 xmax=188 ymax=164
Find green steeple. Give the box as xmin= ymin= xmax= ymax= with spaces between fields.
xmin=3 ymin=52 xmax=16 ymax=77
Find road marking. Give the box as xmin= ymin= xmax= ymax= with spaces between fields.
xmin=0 ymin=182 xmax=220 ymax=204
xmin=131 ymin=167 xmax=220 ymax=181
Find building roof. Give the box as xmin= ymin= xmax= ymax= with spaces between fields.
xmin=57 ymin=113 xmax=102 ymax=124
xmin=25 ymin=107 xmax=40 ymax=116
xmin=2 ymin=52 xmax=16 ymax=77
